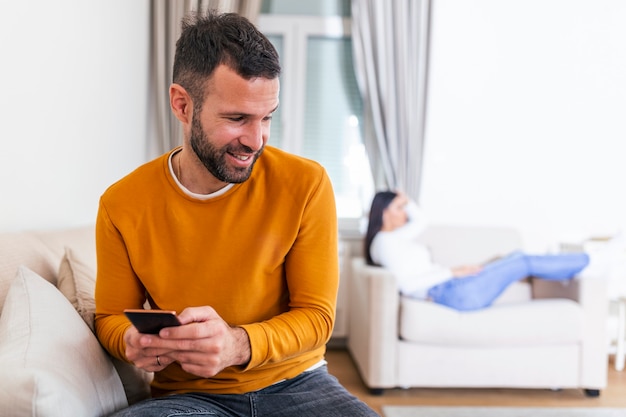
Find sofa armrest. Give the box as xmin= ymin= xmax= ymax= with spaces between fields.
xmin=347 ymin=258 xmax=399 ymax=389
xmin=532 ymin=273 xmax=608 ymax=307
xmin=579 ymin=275 xmax=610 ymax=388
xmin=533 ymin=275 xmax=609 ymax=388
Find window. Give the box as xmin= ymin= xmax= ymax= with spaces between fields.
xmin=258 ymin=10 xmax=374 ymax=229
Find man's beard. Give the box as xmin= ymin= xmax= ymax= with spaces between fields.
xmin=189 ymin=115 xmax=263 ymax=184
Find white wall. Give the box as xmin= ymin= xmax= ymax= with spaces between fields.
xmin=421 ymin=0 xmax=626 ymax=251
xmin=0 ymin=0 xmax=150 ymax=232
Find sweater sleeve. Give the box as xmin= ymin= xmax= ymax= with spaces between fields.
xmin=94 ymin=198 xmax=143 ymax=362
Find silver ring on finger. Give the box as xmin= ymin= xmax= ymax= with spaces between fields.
xmin=156 ymin=355 xmax=161 ymax=366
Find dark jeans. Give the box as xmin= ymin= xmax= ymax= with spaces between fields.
xmin=109 ymin=365 xmax=380 ymax=417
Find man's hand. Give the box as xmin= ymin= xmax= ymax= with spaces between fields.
xmin=124 ymin=306 xmax=251 ymax=377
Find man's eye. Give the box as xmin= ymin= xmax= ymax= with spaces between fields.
xmin=228 ymin=117 xmax=244 ymax=122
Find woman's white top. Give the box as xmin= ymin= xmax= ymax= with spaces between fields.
xmin=369 ymin=201 xmax=453 ymax=299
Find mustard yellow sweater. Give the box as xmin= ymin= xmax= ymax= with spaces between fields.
xmin=94 ymin=146 xmax=338 ymax=395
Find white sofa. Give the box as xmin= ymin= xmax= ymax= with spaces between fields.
xmin=0 ymin=226 xmax=150 ymax=417
xmin=347 ymin=224 xmax=609 ymax=396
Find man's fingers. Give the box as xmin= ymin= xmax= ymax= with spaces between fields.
xmin=176 ymin=306 xmax=219 ymax=325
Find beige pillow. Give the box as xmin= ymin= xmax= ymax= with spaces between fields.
xmin=0 ymin=266 xmax=128 ymax=416
xmin=57 ymin=246 xmax=96 ymax=331
xmin=56 ymin=247 xmax=153 ymax=404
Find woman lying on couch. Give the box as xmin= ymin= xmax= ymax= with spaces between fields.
xmin=364 ymin=191 xmax=600 ymax=311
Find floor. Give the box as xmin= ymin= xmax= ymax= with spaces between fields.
xmin=325 ymin=348 xmax=626 ymax=415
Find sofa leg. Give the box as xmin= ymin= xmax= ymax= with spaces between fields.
xmin=583 ymin=389 xmax=600 ymax=397
xmin=368 ymin=388 xmax=384 ymax=396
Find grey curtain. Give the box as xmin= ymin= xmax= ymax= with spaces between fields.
xmin=350 ymin=0 xmax=431 ymax=202
xmin=149 ymin=0 xmax=263 ymax=157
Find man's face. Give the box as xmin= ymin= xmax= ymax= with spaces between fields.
xmin=190 ymin=65 xmax=279 ymax=184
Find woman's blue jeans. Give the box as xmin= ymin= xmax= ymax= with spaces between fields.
xmin=426 ymin=251 xmax=589 ymax=311
xmin=108 ymin=365 xmax=379 ymax=417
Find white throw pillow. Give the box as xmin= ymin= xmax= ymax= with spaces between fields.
xmin=56 ymin=248 xmax=153 ymax=404
xmin=0 ymin=266 xmax=128 ymax=417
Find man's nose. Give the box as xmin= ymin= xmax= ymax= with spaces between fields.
xmin=240 ymin=121 xmax=265 ymax=151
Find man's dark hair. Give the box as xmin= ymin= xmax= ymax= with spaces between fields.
xmin=173 ymin=10 xmax=281 ymax=109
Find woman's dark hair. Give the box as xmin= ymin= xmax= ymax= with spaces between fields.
xmin=172 ymin=10 xmax=281 ymax=111
xmin=364 ymin=191 xmax=398 ymax=266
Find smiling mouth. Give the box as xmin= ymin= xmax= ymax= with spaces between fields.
xmin=225 ymin=145 xmax=264 ymax=168
xmin=232 ymin=154 xmax=252 ymax=161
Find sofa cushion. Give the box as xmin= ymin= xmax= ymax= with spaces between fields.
xmin=491 ymin=280 xmax=532 ymax=304
xmin=33 ymin=225 xmax=97 ymax=270
xmin=0 ymin=225 xmax=95 ymax=313
xmin=58 ymin=247 xmax=97 ymax=332
xmin=0 ymin=233 xmax=60 ymax=312
xmin=400 ymin=296 xmax=583 ymax=346
xmin=418 ymin=225 xmax=523 ymax=267
xmin=0 ymin=266 xmax=127 ymax=416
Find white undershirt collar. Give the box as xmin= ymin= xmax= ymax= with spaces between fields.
xmin=168 ymin=149 xmax=234 ymax=200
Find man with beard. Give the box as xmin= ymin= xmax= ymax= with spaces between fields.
xmin=94 ymin=10 xmax=379 ymax=417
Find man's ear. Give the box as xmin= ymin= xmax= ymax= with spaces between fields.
xmin=170 ymin=84 xmax=193 ymax=124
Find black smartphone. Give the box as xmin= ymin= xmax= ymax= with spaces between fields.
xmin=124 ymin=309 xmax=181 ymax=334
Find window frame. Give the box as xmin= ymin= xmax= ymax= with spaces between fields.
xmin=258 ymin=15 xmax=367 ymax=237
xmin=258 ymin=15 xmax=352 ymax=155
